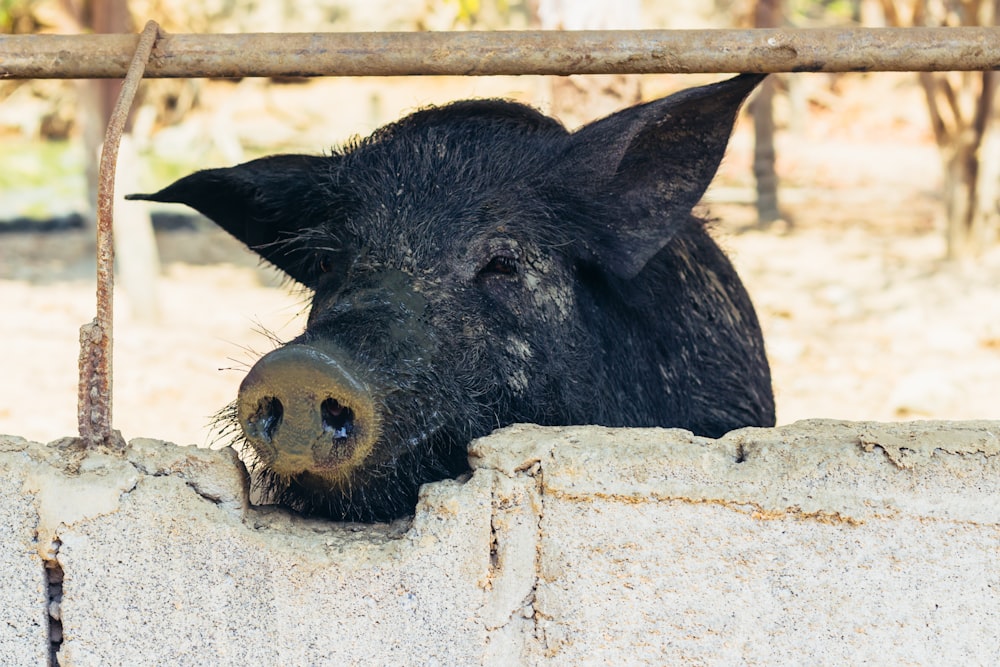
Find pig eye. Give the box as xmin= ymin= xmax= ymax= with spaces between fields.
xmin=478 ymin=255 xmax=518 ymax=278
xmin=314 ymin=252 xmax=345 ymax=276
xmin=309 ymin=251 xmax=349 ymax=291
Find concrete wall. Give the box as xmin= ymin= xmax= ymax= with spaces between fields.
xmin=2 ymin=420 xmax=998 ymax=665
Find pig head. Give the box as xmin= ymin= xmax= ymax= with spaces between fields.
xmin=128 ymin=74 xmax=774 ymax=522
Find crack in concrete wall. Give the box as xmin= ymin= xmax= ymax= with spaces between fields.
xmin=43 ymin=548 xmax=63 ymax=667
xmin=2 ymin=420 xmax=999 ymax=665
xmin=858 ymin=422 xmax=999 ymax=469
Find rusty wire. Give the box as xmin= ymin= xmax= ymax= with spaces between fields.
xmin=0 ymin=27 xmax=998 ymax=79
xmin=77 ymin=20 xmax=160 ymax=450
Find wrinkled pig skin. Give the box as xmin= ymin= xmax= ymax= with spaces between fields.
xmin=128 ymin=74 xmax=775 ymax=522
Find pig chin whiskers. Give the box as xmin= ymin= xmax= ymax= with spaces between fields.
xmin=208 ymin=401 xmax=244 ymax=450
xmin=209 ymin=402 xmax=283 ymax=500
xmin=256 ymin=461 xmax=419 ymax=524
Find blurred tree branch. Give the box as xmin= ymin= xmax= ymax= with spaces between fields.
xmin=880 ymin=0 xmax=999 ymax=258
xmin=751 ymin=0 xmax=789 ymax=230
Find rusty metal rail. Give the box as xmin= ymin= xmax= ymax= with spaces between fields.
xmin=76 ymin=21 xmax=160 ymax=449
xmin=1 ymin=27 xmax=998 ymax=79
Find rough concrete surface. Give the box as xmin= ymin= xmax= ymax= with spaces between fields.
xmin=1 ymin=420 xmax=998 ymax=665
xmin=0 ymin=435 xmax=50 ymax=666
xmin=473 ymin=421 xmax=999 ymax=665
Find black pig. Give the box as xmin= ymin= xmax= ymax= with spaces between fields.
xmin=128 ymin=74 xmax=774 ymax=522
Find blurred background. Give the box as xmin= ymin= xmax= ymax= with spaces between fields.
xmin=1 ymin=0 xmax=998 ymax=446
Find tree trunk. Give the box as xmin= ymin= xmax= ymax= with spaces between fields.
xmin=535 ymin=0 xmax=643 ymax=129
xmin=752 ymin=0 xmax=785 ymax=229
xmin=80 ymin=0 xmax=132 ymax=229
xmin=882 ymin=0 xmax=999 ymax=258
xmin=78 ymin=0 xmax=162 ymax=320
xmin=921 ymin=69 xmax=998 ymax=258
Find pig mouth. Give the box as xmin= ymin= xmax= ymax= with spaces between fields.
xmin=224 ymin=340 xmax=473 ymax=520
xmin=221 ymin=395 xmax=472 ymax=522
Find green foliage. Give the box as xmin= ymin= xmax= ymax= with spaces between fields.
xmin=450 ymin=0 xmax=480 ymax=24
xmin=0 ymin=0 xmax=36 ymax=33
xmin=0 ymin=0 xmax=15 ymax=30
xmin=788 ymin=0 xmax=859 ymax=23
xmin=446 ymin=0 xmax=515 ymax=27
xmin=0 ymin=141 xmax=78 ymax=190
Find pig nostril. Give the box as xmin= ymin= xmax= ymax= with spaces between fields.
xmin=249 ymin=396 xmax=283 ymax=444
xmin=321 ymin=398 xmax=355 ymax=443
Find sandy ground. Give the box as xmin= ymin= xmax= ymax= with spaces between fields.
xmin=1 ymin=74 xmax=998 ymax=446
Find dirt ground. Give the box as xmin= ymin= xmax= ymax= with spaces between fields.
xmin=1 ymin=73 xmax=998 ymax=446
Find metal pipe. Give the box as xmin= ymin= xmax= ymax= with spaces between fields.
xmin=1 ymin=28 xmax=998 ymax=80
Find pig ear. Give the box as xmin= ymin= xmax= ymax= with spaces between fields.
xmin=565 ymin=74 xmax=764 ymax=279
xmin=126 ymin=154 xmax=333 ymax=282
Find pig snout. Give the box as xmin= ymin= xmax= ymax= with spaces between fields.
xmin=236 ymin=344 xmax=380 ymax=479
